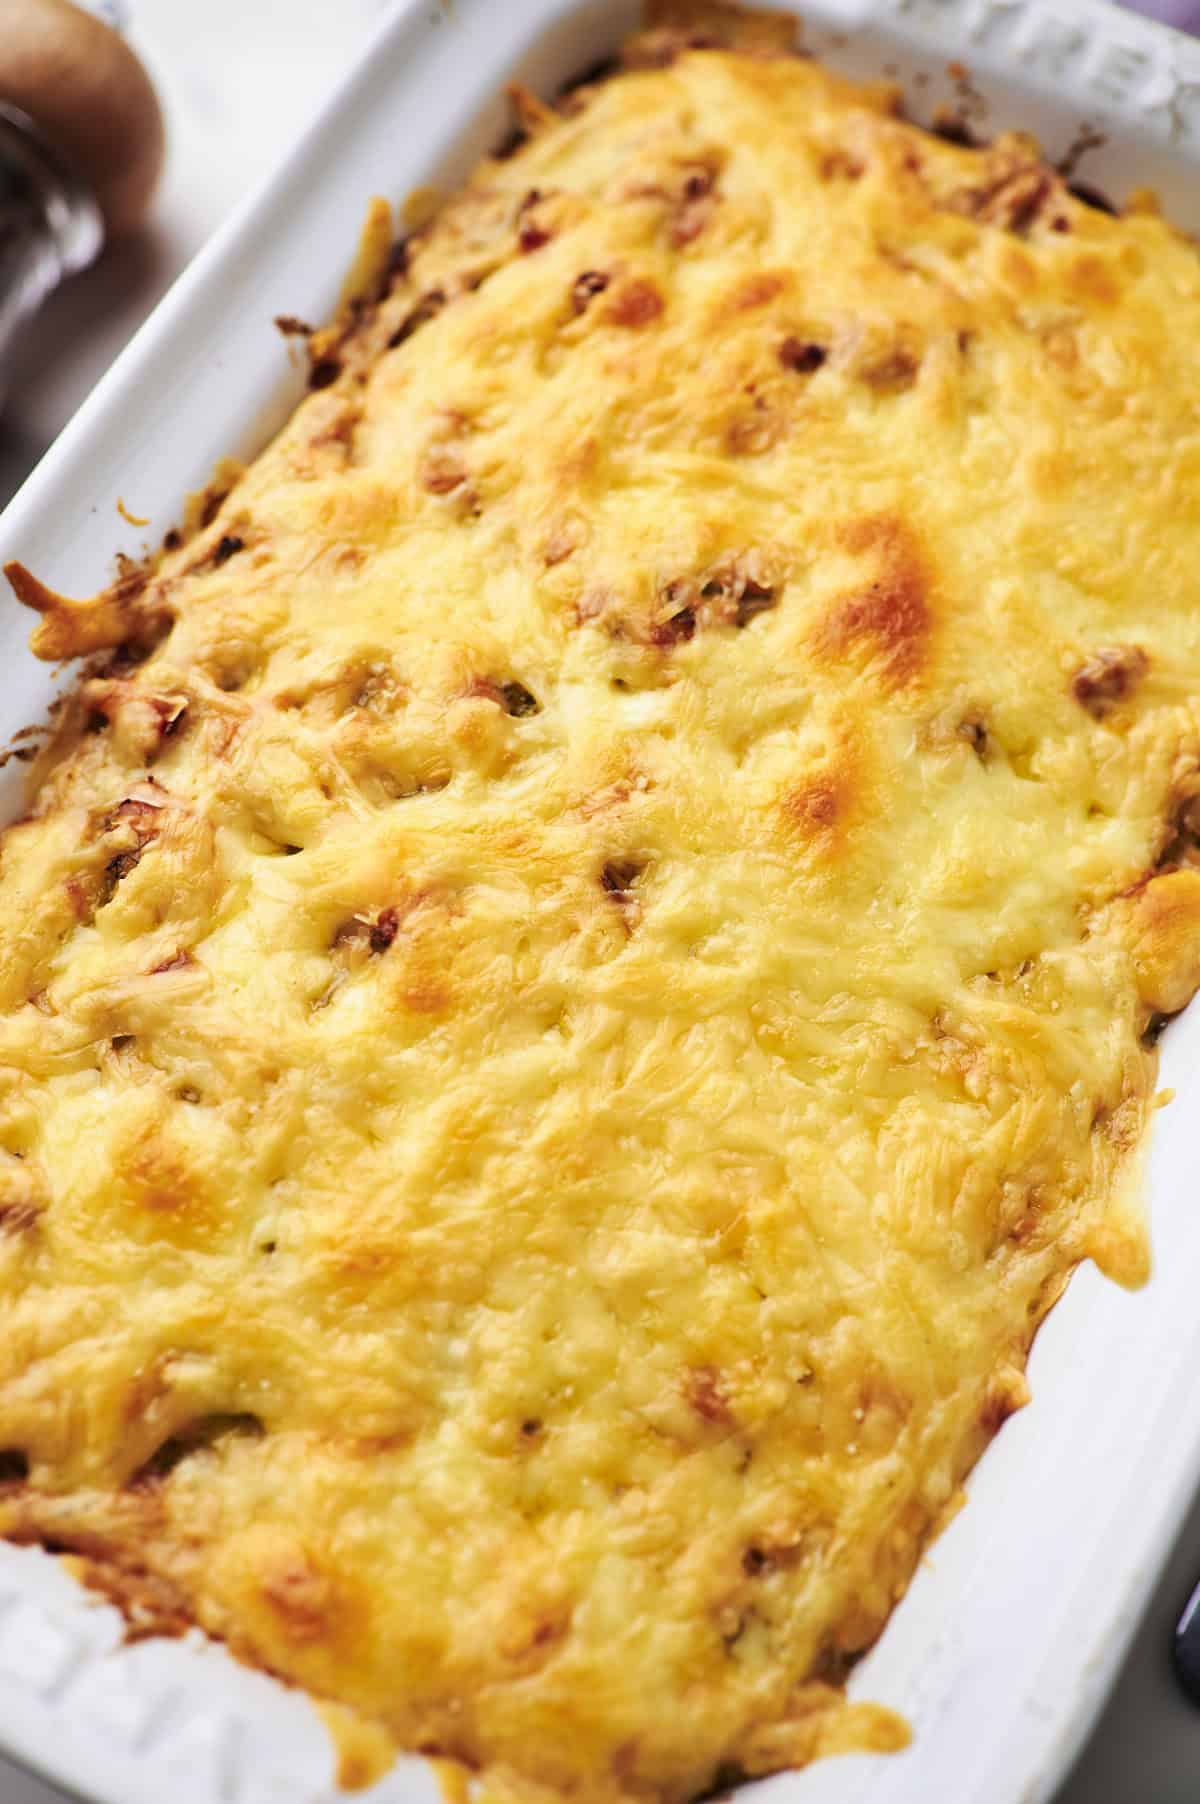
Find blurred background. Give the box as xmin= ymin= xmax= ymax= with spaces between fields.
xmin=0 ymin=0 xmax=390 ymax=504
xmin=0 ymin=0 xmax=1199 ymax=1800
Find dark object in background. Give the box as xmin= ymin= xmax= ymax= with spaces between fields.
xmin=1173 ymin=1576 xmax=1200 ymax=1705
xmin=0 ymin=0 xmax=162 ymax=393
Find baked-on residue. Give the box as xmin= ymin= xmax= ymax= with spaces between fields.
xmin=3 ymin=3 xmax=1200 ymax=1797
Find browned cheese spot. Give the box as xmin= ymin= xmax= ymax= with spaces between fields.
xmin=0 ymin=1450 xmax=28 ymax=1486
xmin=859 ymin=346 xmax=920 ymax=392
xmin=465 ymin=676 xmax=540 ymax=716
xmin=149 ymin=950 xmax=195 ymax=975
xmin=726 ymin=393 xmax=786 ymax=457
xmin=651 ymin=591 xmax=696 ymax=645
xmin=1072 ymin=644 xmax=1148 ymax=718
xmin=571 ymin=270 xmax=610 ymax=314
xmin=683 ymin=1365 xmax=735 ymax=1428
xmin=261 ymin=1551 xmax=336 ymax=1645
xmin=606 ymin=279 xmax=665 ymax=329
xmin=331 ymin=907 xmax=402 ymax=970
xmin=0 ymin=1200 xmax=41 ymax=1236
xmin=542 ymin=526 xmax=578 ymax=566
xmin=779 ymin=337 xmax=827 ymax=374
xmin=121 ymin=1120 xmax=211 ymax=1224
xmin=623 ymin=0 xmax=796 ymax=66
xmin=819 ymin=148 xmax=865 ymax=182
xmin=812 ymin=516 xmax=932 ymax=688
xmin=498 ymin=681 xmax=540 ymax=717
xmin=695 ymin=552 xmax=779 ymax=629
xmin=724 ymin=270 xmax=791 ymax=316
xmin=422 ymin=452 xmax=467 ymax=496
xmin=957 ymin=716 xmax=990 ymax=759
xmin=600 ymin=859 xmax=643 ymax=901
xmin=517 ymin=188 xmax=554 ymax=254
xmin=671 ymin=165 xmax=719 ymax=246
xmin=783 ymin=775 xmax=843 ymax=841
xmin=1065 ymin=253 xmax=1122 ymax=307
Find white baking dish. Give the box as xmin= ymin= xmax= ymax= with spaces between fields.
xmin=2 ymin=1 xmax=1200 ymax=1800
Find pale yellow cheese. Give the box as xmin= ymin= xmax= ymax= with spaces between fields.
xmin=1 ymin=7 xmax=1199 ymax=1801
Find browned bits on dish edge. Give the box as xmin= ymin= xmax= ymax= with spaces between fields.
xmin=984 ymin=167 xmax=1055 ymax=237
xmin=388 ymin=288 xmax=446 ymax=350
xmin=1072 ymin=645 xmax=1148 ymax=717
xmin=1069 ymin=181 xmax=1117 ymax=216
xmin=978 ymin=1385 xmax=1023 ymax=1437
xmin=212 ymin=534 xmax=244 ymax=567
xmin=930 ymin=113 xmax=977 ymax=148
xmin=308 ymin=357 xmax=342 ymax=391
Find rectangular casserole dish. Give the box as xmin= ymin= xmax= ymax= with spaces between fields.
xmin=2 ymin=1 xmax=1200 ymax=1800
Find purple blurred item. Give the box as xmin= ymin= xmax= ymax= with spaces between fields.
xmin=1124 ymin=0 xmax=1200 ymax=32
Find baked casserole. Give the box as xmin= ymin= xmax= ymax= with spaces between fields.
xmin=1 ymin=2 xmax=1199 ymax=1798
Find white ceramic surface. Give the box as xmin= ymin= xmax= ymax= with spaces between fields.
xmin=2 ymin=3 xmax=1200 ymax=1802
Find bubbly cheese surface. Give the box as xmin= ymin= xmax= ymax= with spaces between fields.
xmin=3 ymin=6 xmax=1200 ymax=1799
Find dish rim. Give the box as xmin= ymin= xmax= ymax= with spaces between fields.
xmin=2 ymin=3 xmax=1200 ymax=1801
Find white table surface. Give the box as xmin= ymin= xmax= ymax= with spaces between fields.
xmin=0 ymin=1 xmax=1198 ymax=1799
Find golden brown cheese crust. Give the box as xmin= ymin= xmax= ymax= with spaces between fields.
xmin=2 ymin=7 xmax=1200 ymax=1799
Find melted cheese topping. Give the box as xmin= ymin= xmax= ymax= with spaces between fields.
xmin=3 ymin=7 xmax=1200 ymax=1798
